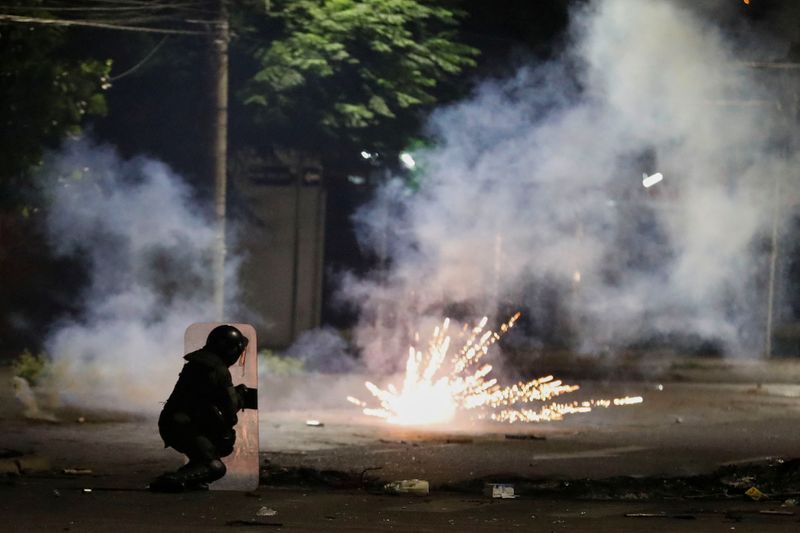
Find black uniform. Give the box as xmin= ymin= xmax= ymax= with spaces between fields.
xmin=159 ymin=348 xmax=245 ymax=460
xmin=150 ymin=325 xmax=256 ymax=492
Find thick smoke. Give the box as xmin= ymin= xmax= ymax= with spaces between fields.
xmin=40 ymin=138 xmax=236 ymax=412
xmin=344 ymin=0 xmax=799 ymax=373
xmin=285 ymin=327 xmax=356 ymax=373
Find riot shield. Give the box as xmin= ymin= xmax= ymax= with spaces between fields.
xmin=184 ymin=323 xmax=259 ymax=491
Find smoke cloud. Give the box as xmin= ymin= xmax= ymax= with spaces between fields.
xmin=285 ymin=327 xmax=356 ymax=373
xmin=343 ymin=0 xmax=799 ymax=373
xmin=40 ymin=138 xmax=236 ymax=412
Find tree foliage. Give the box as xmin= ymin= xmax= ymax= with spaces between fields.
xmin=236 ymin=0 xmax=478 ymax=151
xmin=0 ymin=1 xmax=110 ymax=204
xmin=0 ymin=0 xmax=478 ymax=186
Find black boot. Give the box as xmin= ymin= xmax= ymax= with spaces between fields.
xmin=149 ymin=459 xmax=226 ymax=493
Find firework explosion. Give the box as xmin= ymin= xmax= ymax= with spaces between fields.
xmin=348 ymin=314 xmax=643 ymax=425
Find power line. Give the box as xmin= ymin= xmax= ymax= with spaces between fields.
xmin=0 ymin=3 xmax=205 ymax=13
xmin=0 ymin=0 xmax=217 ymax=34
xmin=110 ymin=34 xmax=169 ymax=81
xmin=0 ymin=13 xmax=210 ymax=35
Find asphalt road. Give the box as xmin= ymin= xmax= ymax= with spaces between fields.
xmin=3 ymin=358 xmax=800 ymax=531
xmin=4 ymin=478 xmax=800 ymax=532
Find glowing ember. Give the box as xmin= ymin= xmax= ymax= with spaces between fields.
xmin=348 ymin=314 xmax=643 ymax=425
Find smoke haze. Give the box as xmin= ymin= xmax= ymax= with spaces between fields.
xmin=40 ymin=138 xmax=234 ymax=412
xmin=36 ymin=1 xmax=800 ymax=408
xmin=285 ymin=326 xmax=356 ymax=373
xmin=343 ymin=0 xmax=799 ymax=373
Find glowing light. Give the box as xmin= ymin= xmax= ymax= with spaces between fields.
xmin=348 ymin=314 xmax=643 ymax=425
xmin=399 ymin=152 xmax=416 ymax=170
xmin=642 ymin=172 xmax=663 ymax=188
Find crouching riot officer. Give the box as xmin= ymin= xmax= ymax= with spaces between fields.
xmin=150 ymin=325 xmax=258 ymax=492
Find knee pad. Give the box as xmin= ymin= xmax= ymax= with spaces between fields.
xmin=207 ymin=459 xmax=227 ymax=482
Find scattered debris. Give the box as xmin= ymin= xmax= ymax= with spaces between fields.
xmin=77 ymin=417 xmax=86 ymax=424
xmin=625 ymin=513 xmax=695 ymax=520
xmin=256 ymin=507 xmax=277 ymax=517
xmin=52 ymin=489 xmax=61 ymax=497
xmin=721 ymin=475 xmax=755 ymax=489
xmin=484 ymin=483 xmax=517 ymax=499
xmin=505 ymin=434 xmax=546 ymax=441
xmin=263 ymin=456 xmax=800 ymax=503
xmin=445 ymin=437 xmax=473 ymax=444
xmin=745 ymin=487 xmax=767 ymax=501
xmin=726 ymin=508 xmax=797 ymax=521
xmin=262 ymin=462 xmax=378 ymax=489
xmin=674 ymin=416 xmax=683 ymax=424
xmin=226 ymin=519 xmax=283 ymax=527
xmin=384 ymin=479 xmax=429 ymax=495
xmin=305 ymin=420 xmax=324 ymax=427
xmin=63 ymin=468 xmax=93 ymax=475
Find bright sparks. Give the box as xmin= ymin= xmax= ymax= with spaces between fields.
xmin=348 ymin=314 xmax=643 ymax=425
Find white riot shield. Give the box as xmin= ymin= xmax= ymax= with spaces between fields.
xmin=184 ymin=323 xmax=259 ymax=491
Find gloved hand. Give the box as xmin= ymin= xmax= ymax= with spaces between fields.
xmin=235 ymin=384 xmax=258 ymax=410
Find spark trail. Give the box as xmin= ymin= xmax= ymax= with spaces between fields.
xmin=348 ymin=314 xmax=643 ymax=425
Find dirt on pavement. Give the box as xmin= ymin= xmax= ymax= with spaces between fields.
xmin=3 ymin=357 xmax=800 ymax=531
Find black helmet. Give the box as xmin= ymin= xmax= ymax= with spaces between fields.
xmin=206 ymin=325 xmax=249 ymax=366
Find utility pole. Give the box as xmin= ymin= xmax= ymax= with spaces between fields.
xmin=746 ymin=62 xmax=800 ymax=357
xmin=211 ymin=0 xmax=229 ymax=321
xmin=765 ymin=155 xmax=781 ymax=357
xmin=0 ymin=3 xmax=231 ymax=319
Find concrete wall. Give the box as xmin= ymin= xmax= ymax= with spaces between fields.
xmin=234 ymin=161 xmax=326 ymax=348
